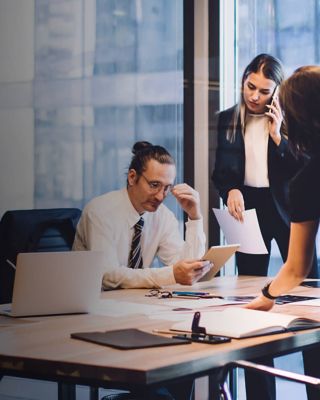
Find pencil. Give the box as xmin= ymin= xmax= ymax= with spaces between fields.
xmin=152 ymin=329 xmax=187 ymax=335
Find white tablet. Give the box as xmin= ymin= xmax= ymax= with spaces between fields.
xmin=199 ymin=244 xmax=240 ymax=281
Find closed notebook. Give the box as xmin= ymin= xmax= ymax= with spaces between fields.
xmin=171 ymin=308 xmax=320 ymax=339
xmin=71 ymin=328 xmax=191 ymax=349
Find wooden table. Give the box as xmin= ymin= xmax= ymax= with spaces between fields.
xmin=1 ymin=276 xmax=320 ymax=399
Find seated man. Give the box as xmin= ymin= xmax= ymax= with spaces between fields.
xmin=73 ymin=140 xmax=212 ymax=289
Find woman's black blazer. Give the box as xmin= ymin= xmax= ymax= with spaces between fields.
xmin=212 ymin=105 xmax=303 ymax=226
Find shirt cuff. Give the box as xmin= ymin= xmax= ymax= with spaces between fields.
xmin=155 ymin=266 xmax=177 ymax=287
xmin=185 ymin=217 xmax=203 ymax=232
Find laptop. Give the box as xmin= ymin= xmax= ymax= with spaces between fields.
xmin=0 ymin=251 xmax=105 ymax=317
xmin=199 ymin=244 xmax=240 ymax=281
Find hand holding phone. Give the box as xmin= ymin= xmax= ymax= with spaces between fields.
xmin=267 ymin=86 xmax=279 ymax=115
xmin=266 ymin=85 xmax=283 ymax=145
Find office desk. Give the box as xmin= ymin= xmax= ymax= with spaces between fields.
xmin=1 ymin=276 xmax=320 ymax=399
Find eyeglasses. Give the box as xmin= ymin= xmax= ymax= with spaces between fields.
xmin=145 ymin=289 xmax=172 ymax=299
xmin=140 ymin=174 xmax=174 ymax=195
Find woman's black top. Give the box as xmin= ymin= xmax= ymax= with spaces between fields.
xmin=212 ymin=105 xmax=304 ymax=226
xmin=289 ymin=154 xmax=320 ymax=223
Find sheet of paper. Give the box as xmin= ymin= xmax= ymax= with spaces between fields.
xmin=149 ymin=312 xmax=191 ymax=321
xmin=160 ymin=298 xmax=243 ymax=308
xmin=290 ymin=299 xmax=320 ymax=306
xmin=213 ymin=208 xmax=268 ymax=254
xmin=93 ymin=299 xmax=170 ymax=317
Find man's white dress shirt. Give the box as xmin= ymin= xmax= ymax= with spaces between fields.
xmin=73 ymin=188 xmax=206 ymax=289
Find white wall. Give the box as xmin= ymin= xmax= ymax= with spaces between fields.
xmin=0 ymin=0 xmax=34 ymax=217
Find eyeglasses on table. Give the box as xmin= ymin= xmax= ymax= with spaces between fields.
xmin=145 ymin=289 xmax=173 ymax=299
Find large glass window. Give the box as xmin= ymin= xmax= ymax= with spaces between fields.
xmin=34 ymin=0 xmax=183 ymax=217
xmin=238 ymin=0 xmax=320 ymax=77
xmin=0 ymin=0 xmax=183 ymax=221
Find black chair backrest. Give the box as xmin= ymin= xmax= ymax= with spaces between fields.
xmin=0 ymin=208 xmax=82 ymax=304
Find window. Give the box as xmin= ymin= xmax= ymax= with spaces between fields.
xmin=33 ymin=0 xmax=184 ymax=219
xmin=0 ymin=1 xmax=183 ymax=216
xmin=238 ymin=0 xmax=320 ymax=77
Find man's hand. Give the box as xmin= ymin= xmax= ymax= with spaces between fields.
xmin=171 ymin=184 xmax=202 ymax=220
xmin=173 ymin=260 xmax=212 ymax=285
xmin=227 ymin=189 xmax=245 ymax=222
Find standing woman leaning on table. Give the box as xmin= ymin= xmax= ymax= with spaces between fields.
xmin=212 ymin=54 xmax=318 ymax=400
xmin=247 ymin=66 xmax=320 ymax=400
xmin=212 ymin=53 xmax=319 ymax=278
xmin=247 ymin=66 xmax=320 ymax=310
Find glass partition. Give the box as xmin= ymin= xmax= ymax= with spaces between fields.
xmin=0 ymin=0 xmax=184 ymax=219
xmin=34 ymin=0 xmax=184 ymax=218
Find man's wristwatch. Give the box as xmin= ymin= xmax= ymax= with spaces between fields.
xmin=261 ymin=281 xmax=278 ymax=300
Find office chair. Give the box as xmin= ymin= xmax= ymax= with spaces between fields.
xmin=0 ymin=207 xmax=81 ymax=304
xmin=217 ymin=360 xmax=320 ymax=399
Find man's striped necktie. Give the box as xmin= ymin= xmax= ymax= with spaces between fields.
xmin=128 ymin=217 xmax=144 ymax=269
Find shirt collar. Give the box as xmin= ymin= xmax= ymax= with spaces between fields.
xmin=121 ymin=188 xmax=146 ymax=228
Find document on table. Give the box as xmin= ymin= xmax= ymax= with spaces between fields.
xmin=93 ymin=299 xmax=170 ymax=317
xmin=290 ymin=298 xmax=320 ymax=306
xmin=149 ymin=298 xmax=248 ymax=322
xmin=212 ymin=208 xmax=268 ymax=254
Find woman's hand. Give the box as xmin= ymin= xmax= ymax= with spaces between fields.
xmin=265 ymin=95 xmax=283 ymax=146
xmin=227 ymin=189 xmax=245 ymax=222
xmin=245 ymin=294 xmax=275 ymax=311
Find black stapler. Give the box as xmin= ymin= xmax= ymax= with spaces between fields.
xmin=172 ymin=311 xmax=231 ymax=344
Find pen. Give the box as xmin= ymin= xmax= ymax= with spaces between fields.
xmin=172 ymin=291 xmax=223 ymax=299
xmin=6 ymin=259 xmax=16 ymax=270
xmin=172 ymin=291 xmax=210 ymax=296
xmin=152 ymin=329 xmax=187 ymax=335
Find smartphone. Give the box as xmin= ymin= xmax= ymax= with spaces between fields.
xmin=172 ymin=333 xmax=231 ymax=344
xmin=266 ymin=86 xmax=279 ymax=114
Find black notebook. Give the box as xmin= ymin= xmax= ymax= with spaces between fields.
xmin=71 ymin=328 xmax=191 ymax=349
